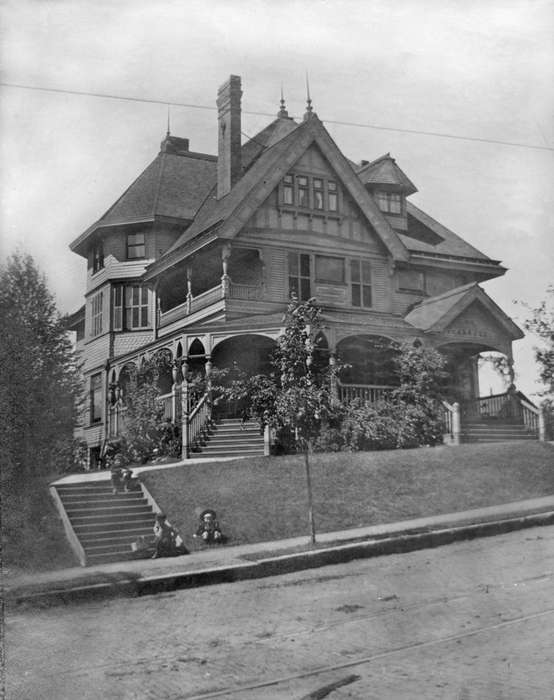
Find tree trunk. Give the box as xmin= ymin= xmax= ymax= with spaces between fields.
xmin=304 ymin=446 xmax=316 ymax=544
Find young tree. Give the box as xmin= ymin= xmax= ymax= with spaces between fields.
xmin=217 ymin=297 xmax=339 ymax=543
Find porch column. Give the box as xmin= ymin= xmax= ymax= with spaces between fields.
xmin=221 ymin=244 xmax=231 ymax=298
xmin=205 ymin=354 xmax=213 ymax=420
xmin=329 ymin=352 xmax=339 ymax=404
xmin=186 ymin=266 xmax=193 ymax=314
xmin=538 ymin=405 xmax=546 ymax=442
xmin=506 ymin=348 xmax=516 ymax=390
xmin=452 ymin=402 xmax=461 ymax=445
xmin=181 ymin=359 xmax=190 ymax=459
xmin=171 ymin=360 xmax=180 ymax=422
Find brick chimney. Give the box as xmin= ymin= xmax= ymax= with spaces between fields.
xmin=217 ymin=75 xmax=242 ymax=199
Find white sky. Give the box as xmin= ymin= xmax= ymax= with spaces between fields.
xmin=1 ymin=0 xmax=552 ymax=398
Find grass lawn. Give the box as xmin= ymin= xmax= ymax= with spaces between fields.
xmin=141 ymin=441 xmax=554 ymax=551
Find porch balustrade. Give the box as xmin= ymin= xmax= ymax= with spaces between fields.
xmin=228 ymin=282 xmax=263 ymax=300
xmin=337 ymin=382 xmax=392 ymax=404
xmin=462 ymin=391 xmax=521 ymax=420
xmin=158 ymin=281 xmax=263 ymax=328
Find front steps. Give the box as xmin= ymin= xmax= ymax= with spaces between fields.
xmin=462 ymin=419 xmax=538 ymax=443
xmin=53 ymin=481 xmax=157 ymax=566
xmin=192 ymin=418 xmax=265 ymax=459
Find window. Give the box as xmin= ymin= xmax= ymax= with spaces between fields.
xmin=92 ymin=242 xmax=104 ymax=273
xmin=91 ymin=292 xmax=103 ymax=336
xmin=375 ymin=191 xmax=403 ymax=215
xmin=127 ymin=232 xmax=145 ymax=259
xmin=351 ymin=259 xmax=372 ymax=307
xmin=288 ymin=252 xmax=311 ymax=301
xmin=113 ymin=284 xmax=149 ymax=330
xmin=328 ymin=181 xmax=338 ymax=211
xmin=398 ymin=269 xmax=425 ymax=293
xmin=297 ymin=176 xmax=309 ymax=207
xmin=90 ymin=373 xmax=102 ymax=423
xmin=313 ymin=178 xmax=324 ymax=210
xmin=283 ymin=174 xmax=294 ymax=205
xmin=315 ymin=255 xmax=345 ymax=284
xmin=280 ymin=174 xmax=340 ymax=213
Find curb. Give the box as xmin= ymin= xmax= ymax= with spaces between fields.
xmin=8 ymin=509 xmax=554 ymax=608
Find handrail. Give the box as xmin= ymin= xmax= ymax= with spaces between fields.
xmin=518 ymin=397 xmax=539 ymax=415
xmin=189 ymin=391 xmax=207 ymax=421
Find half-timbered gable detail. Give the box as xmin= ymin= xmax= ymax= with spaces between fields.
xmin=68 ymin=74 xmax=532 ymax=465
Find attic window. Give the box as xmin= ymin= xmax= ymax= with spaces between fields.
xmin=280 ymin=173 xmax=340 ymax=213
xmin=376 ymin=191 xmax=403 ymax=215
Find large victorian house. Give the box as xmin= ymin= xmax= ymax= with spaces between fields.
xmin=69 ymin=75 xmax=540 ymax=467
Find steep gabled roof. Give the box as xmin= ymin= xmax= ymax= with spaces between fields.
xmin=357 ymin=153 xmax=417 ymax=195
xmin=400 ymin=202 xmax=504 ymax=267
xmin=146 ymin=116 xmax=410 ymax=279
xmin=404 ymin=283 xmax=523 ymax=339
xmin=69 ymin=138 xmax=217 ymax=256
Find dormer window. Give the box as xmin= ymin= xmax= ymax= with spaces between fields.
xmin=376 ymin=191 xmax=403 ymax=215
xmin=280 ymin=173 xmax=340 ymax=213
xmin=92 ymin=242 xmax=104 ymax=274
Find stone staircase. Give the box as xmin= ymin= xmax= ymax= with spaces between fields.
xmin=193 ymin=418 xmax=265 ymax=459
xmin=462 ymin=419 xmax=538 ymax=443
xmin=53 ymin=480 xmax=157 ymax=566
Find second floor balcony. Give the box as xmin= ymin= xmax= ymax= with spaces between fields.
xmin=157 ymin=244 xmax=266 ymax=329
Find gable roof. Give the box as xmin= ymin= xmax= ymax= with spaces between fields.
xmin=145 ymin=115 xmax=410 ymax=279
xmin=357 ymin=153 xmax=417 ymax=195
xmin=69 ymin=138 xmax=217 ymax=256
xmin=404 ymin=283 xmax=523 ymax=339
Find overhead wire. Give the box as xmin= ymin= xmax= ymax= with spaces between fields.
xmin=1 ymin=80 xmax=552 ymax=152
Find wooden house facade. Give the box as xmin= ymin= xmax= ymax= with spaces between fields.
xmin=69 ymin=75 xmax=541 ymax=466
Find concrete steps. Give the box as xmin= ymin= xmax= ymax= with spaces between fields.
xmin=54 ymin=481 xmax=157 ymax=565
xmin=192 ymin=418 xmax=265 ymax=459
xmin=462 ymin=420 xmax=538 ymax=443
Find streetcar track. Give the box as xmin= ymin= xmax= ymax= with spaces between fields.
xmin=182 ymin=607 xmax=554 ymax=699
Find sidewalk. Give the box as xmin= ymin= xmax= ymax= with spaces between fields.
xmin=6 ymin=495 xmax=554 ymax=607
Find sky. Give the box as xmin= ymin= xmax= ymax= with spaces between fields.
xmin=1 ymin=0 xmax=552 ymax=399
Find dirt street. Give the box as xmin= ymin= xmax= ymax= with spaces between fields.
xmin=5 ymin=526 xmax=554 ymax=699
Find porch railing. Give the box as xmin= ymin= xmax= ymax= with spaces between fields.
xmin=190 ymin=286 xmax=223 ymax=314
xmin=461 ymin=390 xmax=544 ymax=439
xmin=462 ymin=391 xmax=521 ymax=421
xmin=186 ymin=392 xmax=211 ymax=454
xmin=337 ymin=382 xmax=393 ymax=404
xmin=229 ymin=282 xmax=263 ymax=300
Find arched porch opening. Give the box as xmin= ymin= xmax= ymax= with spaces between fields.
xmin=336 ymin=334 xmax=399 ymax=403
xmin=437 ymin=341 xmax=511 ymax=404
xmin=151 ymin=348 xmax=173 ymax=395
xmin=187 ymin=338 xmax=207 ymax=378
xmin=211 ymin=334 xmax=276 ymax=376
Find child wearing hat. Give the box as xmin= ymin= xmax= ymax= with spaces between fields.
xmin=194 ymin=509 xmax=223 ymax=544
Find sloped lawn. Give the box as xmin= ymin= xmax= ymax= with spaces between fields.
xmin=141 ymin=442 xmax=554 ymax=550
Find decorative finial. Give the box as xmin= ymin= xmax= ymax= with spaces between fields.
xmin=278 ymin=84 xmax=289 ymax=118
xmin=166 ymin=104 xmax=171 ymax=137
xmin=304 ymin=72 xmax=314 ymax=120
